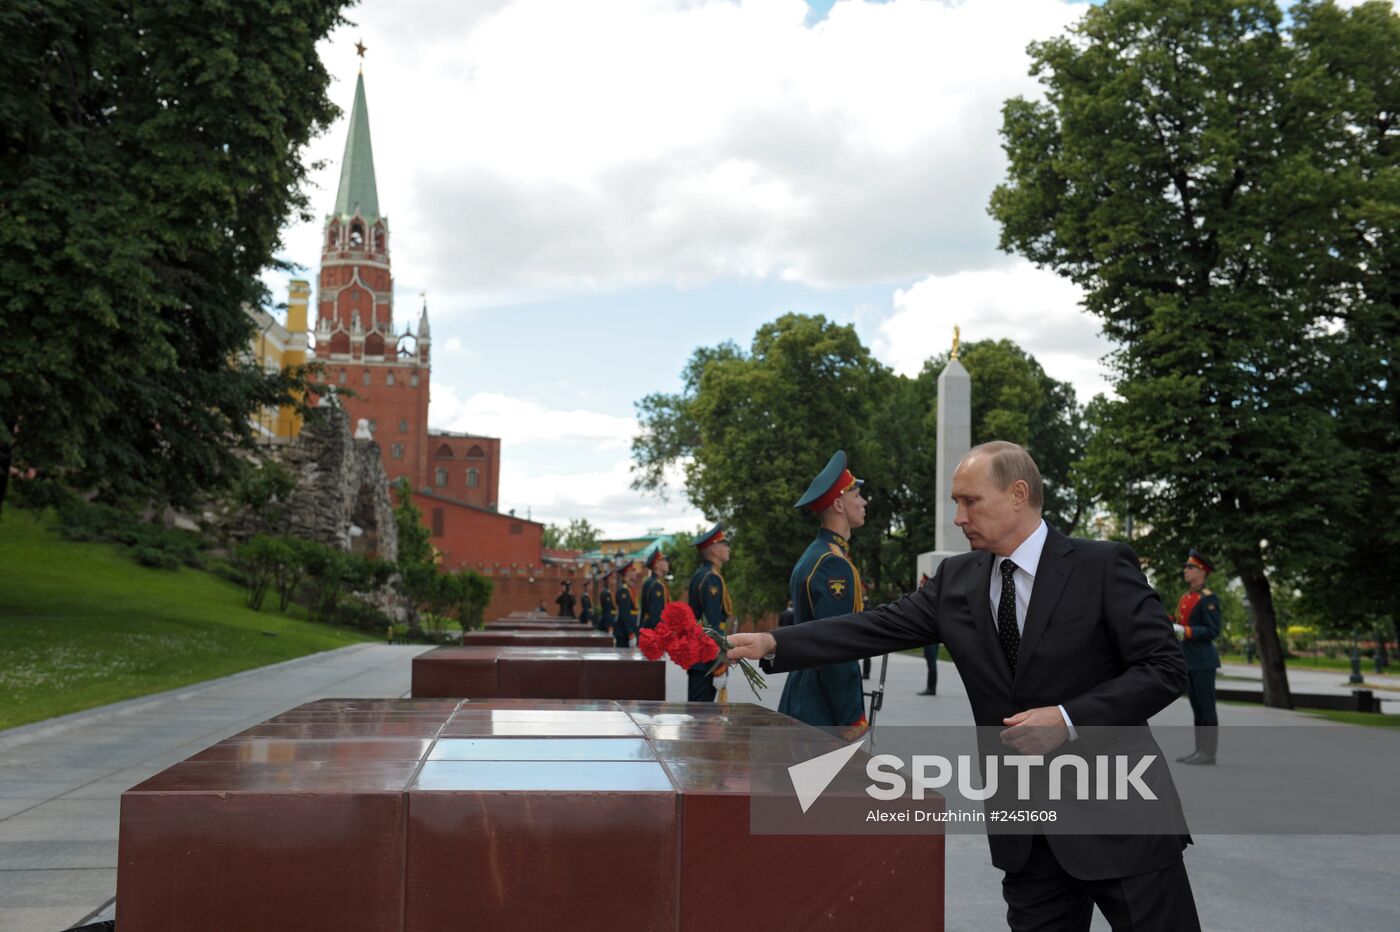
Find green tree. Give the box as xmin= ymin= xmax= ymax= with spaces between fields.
xmin=0 ymin=0 xmax=350 ymax=514
xmin=296 ymin=541 xmax=390 ymax=626
xmin=392 ymin=479 xmax=436 ymax=628
xmin=989 ymin=0 xmax=1394 ymax=707
xmin=233 ymin=534 xmax=285 ymax=611
xmin=562 ymin=518 xmax=602 ymax=552
xmin=453 ymin=570 xmax=493 ymax=632
xmin=542 ymin=519 xmax=604 ymax=552
xmin=1287 ymin=1 xmax=1400 ymax=655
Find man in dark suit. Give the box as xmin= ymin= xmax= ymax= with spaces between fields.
xmin=728 ymin=441 xmax=1199 ymax=931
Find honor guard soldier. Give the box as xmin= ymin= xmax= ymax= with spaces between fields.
xmin=597 ymin=570 xmax=616 ymax=634
xmin=614 ymin=562 xmax=640 ymax=648
xmin=639 ymin=549 xmax=671 ymax=631
xmin=578 ymin=587 xmax=593 ymax=627
xmin=687 ymin=523 xmax=733 ymax=702
xmin=777 ymin=450 xmax=869 ymax=731
xmin=1173 ymin=549 xmax=1222 ymax=764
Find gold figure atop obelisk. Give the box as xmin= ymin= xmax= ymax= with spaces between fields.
xmin=951 ymin=325 xmax=960 ymax=360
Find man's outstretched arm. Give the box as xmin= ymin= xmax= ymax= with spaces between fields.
xmin=728 ymin=571 xmax=942 ymax=668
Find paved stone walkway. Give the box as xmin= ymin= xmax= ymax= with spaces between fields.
xmin=2 ymin=645 xmax=1396 ymax=931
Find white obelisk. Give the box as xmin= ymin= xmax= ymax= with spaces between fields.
xmin=917 ymin=327 xmax=972 ymax=585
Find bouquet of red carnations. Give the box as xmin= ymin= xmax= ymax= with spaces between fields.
xmin=638 ymin=602 xmax=766 ymax=694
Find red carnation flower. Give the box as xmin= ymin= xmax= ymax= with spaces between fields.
xmin=659 ymin=601 xmax=695 ymax=638
xmin=637 ymin=628 xmax=666 ymax=661
xmin=669 ymin=636 xmax=701 ymax=670
xmin=696 ymin=633 xmax=719 ymax=664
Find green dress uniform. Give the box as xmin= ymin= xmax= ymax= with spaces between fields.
xmin=598 ymin=583 xmax=615 ymax=634
xmin=578 ymin=592 xmax=593 ymax=626
xmin=1175 ymin=549 xmax=1222 ymax=764
xmin=639 ymin=550 xmax=669 ymax=631
xmin=687 ymin=524 xmax=732 ymax=703
xmin=615 ymin=581 xmax=638 ymax=648
xmin=776 ymin=451 xmax=870 ymax=730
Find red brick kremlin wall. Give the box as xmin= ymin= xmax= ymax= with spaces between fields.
xmin=413 ymin=490 xmax=584 ymax=620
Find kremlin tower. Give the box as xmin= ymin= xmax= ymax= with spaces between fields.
xmin=311 ymin=62 xmax=501 ymax=513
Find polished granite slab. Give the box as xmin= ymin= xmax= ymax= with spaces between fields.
xmin=460 ymin=629 xmax=612 ymax=647
xmin=412 ymin=646 xmax=664 ymax=700
xmin=117 ymin=700 xmax=944 ymax=931
xmin=485 ymin=619 xmax=595 ymax=632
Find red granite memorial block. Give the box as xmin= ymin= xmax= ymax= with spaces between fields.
xmin=404 ymin=711 xmax=677 ymax=932
xmin=485 ymin=619 xmax=592 ymax=632
xmin=412 ymin=646 xmax=664 ymax=700
xmin=117 ymin=700 xmax=944 ymax=932
xmin=116 ymin=699 xmax=455 ymax=931
xmin=462 ymin=630 xmax=610 ymax=647
xmin=495 ymin=647 xmax=584 ymax=698
xmin=629 ymin=707 xmax=946 ymax=931
xmin=412 ymin=646 xmax=500 ymax=698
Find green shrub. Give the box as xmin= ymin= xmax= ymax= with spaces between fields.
xmin=132 ymin=545 xmax=180 ymax=570
xmin=234 ymin=534 xmax=294 ymax=611
xmin=52 ymin=499 xmax=206 ymax=570
xmin=335 ymin=598 xmax=393 ymax=633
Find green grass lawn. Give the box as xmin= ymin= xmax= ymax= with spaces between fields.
xmin=1298 ymin=708 xmax=1400 ymax=728
xmin=1220 ymin=652 xmax=1393 ymax=673
xmin=0 ymin=508 xmax=377 ymax=730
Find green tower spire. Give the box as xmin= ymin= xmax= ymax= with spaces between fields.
xmin=333 ymin=71 xmax=380 ymax=222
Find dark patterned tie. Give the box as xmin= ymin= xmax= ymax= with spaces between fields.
xmin=997 ymin=558 xmax=1020 ymax=674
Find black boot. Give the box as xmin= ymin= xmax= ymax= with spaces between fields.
xmin=1179 ymin=724 xmax=1217 ymax=765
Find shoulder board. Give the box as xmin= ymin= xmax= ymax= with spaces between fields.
xmin=813 ymin=551 xmax=854 ymax=575
xmin=1202 ymin=588 xmax=1214 ymax=596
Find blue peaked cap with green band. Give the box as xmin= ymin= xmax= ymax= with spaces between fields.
xmin=794 ymin=450 xmax=864 ymax=511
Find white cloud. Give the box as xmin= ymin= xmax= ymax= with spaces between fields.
xmin=275 ymin=0 xmax=1087 ymax=307
xmin=500 ymin=456 xmax=705 ymax=538
xmin=428 ymin=387 xmax=697 ymax=534
xmin=871 ymin=260 xmax=1116 ymax=403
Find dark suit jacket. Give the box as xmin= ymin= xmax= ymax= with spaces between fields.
xmin=768 ymin=525 xmax=1190 ymax=880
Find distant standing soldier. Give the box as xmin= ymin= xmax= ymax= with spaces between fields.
xmin=614 ymin=562 xmax=640 ymax=648
xmin=1173 ymin=549 xmax=1222 ymax=765
xmin=598 ymin=571 xmax=616 ymax=634
xmin=916 ymin=574 xmax=940 ymax=696
xmin=639 ymin=549 xmax=671 ymax=631
xmin=555 ymin=581 xmax=576 ymax=618
xmin=578 ymin=586 xmax=593 ymax=627
xmin=777 ymin=450 xmax=869 ymax=732
xmin=688 ymin=523 xmax=733 ymax=702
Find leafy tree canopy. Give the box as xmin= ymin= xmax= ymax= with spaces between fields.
xmin=0 ymin=0 xmax=351 ymax=511
xmin=989 ymin=0 xmax=1399 ymax=705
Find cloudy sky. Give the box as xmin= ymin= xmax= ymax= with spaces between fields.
xmin=265 ymin=0 xmax=1123 ymax=537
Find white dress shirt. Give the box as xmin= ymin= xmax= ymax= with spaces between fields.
xmin=990 ymin=520 xmax=1078 ymax=740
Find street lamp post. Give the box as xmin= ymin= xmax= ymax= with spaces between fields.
xmin=1349 ymin=630 xmax=1365 ymax=685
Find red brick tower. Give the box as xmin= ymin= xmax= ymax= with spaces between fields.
xmin=313 ymin=66 xmax=500 ymax=511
